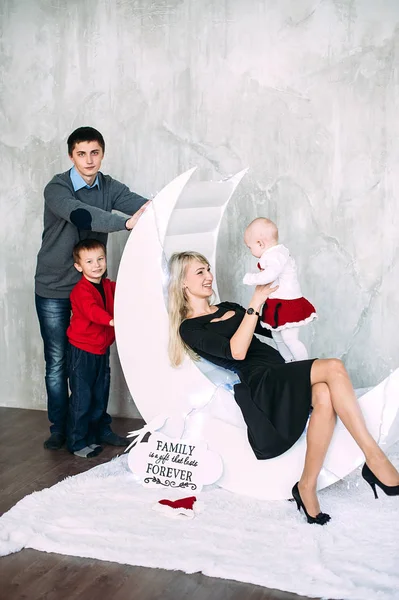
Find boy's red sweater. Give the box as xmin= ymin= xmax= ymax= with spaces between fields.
xmin=67 ymin=276 xmax=116 ymax=355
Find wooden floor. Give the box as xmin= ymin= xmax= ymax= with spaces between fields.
xmin=0 ymin=408 xmax=318 ymax=600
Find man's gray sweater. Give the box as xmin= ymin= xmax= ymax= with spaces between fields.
xmin=35 ymin=170 xmax=148 ymax=298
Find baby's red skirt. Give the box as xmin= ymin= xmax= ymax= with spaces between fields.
xmin=261 ymin=297 xmax=317 ymax=331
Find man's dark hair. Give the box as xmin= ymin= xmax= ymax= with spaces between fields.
xmin=67 ymin=127 xmax=105 ymax=155
xmin=73 ymin=239 xmax=106 ymax=263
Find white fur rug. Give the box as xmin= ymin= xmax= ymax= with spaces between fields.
xmin=1 ymin=445 xmax=399 ymax=600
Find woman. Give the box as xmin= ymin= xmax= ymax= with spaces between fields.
xmin=168 ymin=251 xmax=399 ymax=525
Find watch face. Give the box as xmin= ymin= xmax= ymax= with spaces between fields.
xmin=247 ymin=308 xmax=254 ymax=315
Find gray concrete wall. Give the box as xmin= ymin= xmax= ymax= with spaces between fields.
xmin=1 ymin=0 xmax=398 ymax=418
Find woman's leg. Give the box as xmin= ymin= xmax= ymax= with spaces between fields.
xmin=311 ymin=359 xmax=399 ymax=486
xmin=298 ymin=382 xmax=336 ymax=517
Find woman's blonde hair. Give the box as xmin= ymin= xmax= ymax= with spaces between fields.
xmin=168 ymin=251 xmax=211 ymax=367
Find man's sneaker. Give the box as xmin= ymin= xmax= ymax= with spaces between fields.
xmin=44 ymin=432 xmax=65 ymax=450
xmin=98 ymin=432 xmax=129 ymax=447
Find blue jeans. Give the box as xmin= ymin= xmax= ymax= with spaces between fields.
xmin=67 ymin=345 xmax=112 ymax=452
xmin=35 ymin=294 xmax=71 ymax=435
xmin=35 ymin=294 xmax=112 ymax=436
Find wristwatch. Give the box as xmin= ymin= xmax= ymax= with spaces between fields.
xmin=246 ymin=307 xmax=260 ymax=316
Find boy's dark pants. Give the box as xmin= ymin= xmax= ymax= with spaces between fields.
xmin=67 ymin=344 xmax=112 ymax=452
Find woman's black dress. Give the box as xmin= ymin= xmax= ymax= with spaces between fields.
xmin=180 ymin=301 xmax=315 ymax=460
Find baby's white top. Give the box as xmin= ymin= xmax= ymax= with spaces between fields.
xmin=243 ymin=244 xmax=302 ymax=300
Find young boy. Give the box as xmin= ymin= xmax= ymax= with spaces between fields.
xmin=243 ymin=217 xmax=317 ymax=362
xmin=66 ymin=239 xmax=117 ymax=458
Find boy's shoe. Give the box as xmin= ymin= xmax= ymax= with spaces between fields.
xmin=88 ymin=444 xmax=104 ymax=455
xmin=44 ymin=432 xmax=66 ymax=450
xmin=73 ymin=446 xmax=100 ymax=458
xmin=98 ymin=432 xmax=129 ymax=446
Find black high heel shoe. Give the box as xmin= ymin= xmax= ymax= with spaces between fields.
xmin=362 ymin=464 xmax=399 ymax=499
xmin=292 ymin=483 xmax=331 ymax=525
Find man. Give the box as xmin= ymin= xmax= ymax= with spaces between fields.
xmin=35 ymin=126 xmax=149 ymax=450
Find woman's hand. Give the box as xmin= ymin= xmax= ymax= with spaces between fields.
xmin=125 ymin=200 xmax=152 ymax=231
xmin=250 ymin=283 xmax=279 ymax=311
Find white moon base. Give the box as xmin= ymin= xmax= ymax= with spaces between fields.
xmin=115 ymin=169 xmax=399 ymax=500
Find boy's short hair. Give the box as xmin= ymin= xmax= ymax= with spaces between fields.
xmin=73 ymin=239 xmax=106 ymax=263
xmin=67 ymin=127 xmax=105 ymax=155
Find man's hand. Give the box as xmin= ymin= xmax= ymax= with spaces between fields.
xmin=125 ymin=200 xmax=151 ymax=231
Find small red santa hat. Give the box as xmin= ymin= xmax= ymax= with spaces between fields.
xmin=152 ymin=496 xmax=203 ymax=519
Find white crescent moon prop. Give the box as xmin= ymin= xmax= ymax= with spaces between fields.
xmin=115 ymin=169 xmax=399 ymax=500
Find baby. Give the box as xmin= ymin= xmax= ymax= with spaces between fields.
xmin=243 ymin=217 xmax=316 ymax=362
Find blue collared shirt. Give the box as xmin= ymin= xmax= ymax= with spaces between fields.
xmin=70 ymin=166 xmax=100 ymax=191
